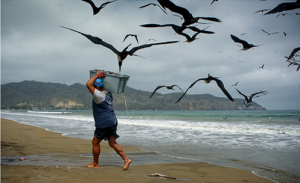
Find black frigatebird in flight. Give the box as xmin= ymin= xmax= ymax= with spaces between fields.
xmin=149 ymin=85 xmax=184 ymax=99
xmin=235 ymin=88 xmax=266 ymax=104
xmin=179 ymin=32 xmax=201 ymax=43
xmin=157 ymin=0 xmax=221 ymax=30
xmin=255 ymin=9 xmax=270 ymax=13
xmin=231 ymin=81 xmax=239 ymax=87
xmin=286 ymin=47 xmax=300 ymax=61
xmin=287 ymin=60 xmax=300 ymax=71
xmin=231 ymin=34 xmax=259 ymax=51
xmin=261 ymin=29 xmax=279 ymax=35
xmin=175 ymin=74 xmax=234 ymax=103
xmin=82 ymin=0 xmax=118 ymax=15
xmin=140 ymin=23 xmax=215 ymax=35
xmin=264 ymin=0 xmax=300 ymax=15
xmin=61 ymin=26 xmax=178 ymax=72
xmin=139 ymin=3 xmax=167 ymax=14
xmin=123 ymin=34 xmax=139 ymax=44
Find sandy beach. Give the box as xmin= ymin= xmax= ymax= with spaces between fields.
xmin=1 ymin=118 xmax=274 ymax=183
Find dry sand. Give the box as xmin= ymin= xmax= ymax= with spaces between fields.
xmin=1 ymin=118 xmax=274 ymax=183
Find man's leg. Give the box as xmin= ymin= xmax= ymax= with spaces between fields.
xmin=108 ymin=136 xmax=131 ymax=170
xmin=86 ymin=135 xmax=102 ymax=168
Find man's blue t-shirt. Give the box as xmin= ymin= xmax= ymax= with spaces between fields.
xmin=92 ymin=90 xmax=117 ymax=128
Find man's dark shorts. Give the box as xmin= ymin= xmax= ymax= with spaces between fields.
xmin=94 ymin=123 xmax=119 ymax=141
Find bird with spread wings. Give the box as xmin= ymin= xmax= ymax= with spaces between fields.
xmin=264 ymin=0 xmax=300 ymax=15
xmin=61 ymin=26 xmax=178 ymax=72
xmin=149 ymin=85 xmax=184 ymax=99
xmin=82 ymin=0 xmax=118 ymax=15
xmin=175 ymin=74 xmax=234 ymax=103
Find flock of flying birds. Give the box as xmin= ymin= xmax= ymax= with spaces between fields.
xmin=62 ymin=0 xmax=300 ymax=108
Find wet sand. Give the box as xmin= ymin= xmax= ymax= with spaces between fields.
xmin=1 ymin=118 xmax=274 ymax=183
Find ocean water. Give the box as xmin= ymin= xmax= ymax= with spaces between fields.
xmin=1 ymin=110 xmax=300 ymax=183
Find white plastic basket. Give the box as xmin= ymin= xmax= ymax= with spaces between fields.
xmin=89 ymin=70 xmax=130 ymax=94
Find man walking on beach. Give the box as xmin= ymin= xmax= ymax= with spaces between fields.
xmin=86 ymin=70 xmax=131 ymax=170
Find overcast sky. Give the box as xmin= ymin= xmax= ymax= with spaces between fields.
xmin=2 ymin=0 xmax=300 ymax=110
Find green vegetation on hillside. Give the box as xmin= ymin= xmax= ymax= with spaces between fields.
xmin=1 ymin=81 xmax=265 ymax=110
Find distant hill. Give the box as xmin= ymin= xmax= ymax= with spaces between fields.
xmin=1 ymin=81 xmax=265 ymax=110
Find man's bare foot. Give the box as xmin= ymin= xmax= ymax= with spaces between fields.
xmin=86 ymin=162 xmax=99 ymax=168
xmin=122 ymin=159 xmax=131 ymax=170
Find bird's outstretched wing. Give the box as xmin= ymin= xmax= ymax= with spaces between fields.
xmin=149 ymin=85 xmax=166 ymax=99
xmin=140 ymin=23 xmax=183 ymax=33
xmin=171 ymin=85 xmax=184 ymax=92
xmin=157 ymin=0 xmax=187 ymax=16
xmin=123 ymin=34 xmax=139 ymax=44
xmin=212 ymin=77 xmax=234 ymax=101
xmin=82 ymin=0 xmax=97 ymax=14
xmin=191 ymin=32 xmax=201 ymax=39
xmin=230 ymin=34 xmax=249 ymax=45
xmin=288 ymin=61 xmax=300 ymax=71
xmin=175 ymin=78 xmax=206 ymax=103
xmin=235 ymin=88 xmax=248 ymax=101
xmin=287 ymin=47 xmax=300 ymax=61
xmin=128 ymin=41 xmax=179 ymax=55
xmin=140 ymin=23 xmax=179 ymax=28
xmin=99 ymin=0 xmax=117 ymax=9
xmin=261 ymin=29 xmax=269 ymax=35
xmin=231 ymin=81 xmax=239 ymax=86
xmin=139 ymin=3 xmax=167 ymax=14
xmin=179 ymin=32 xmax=200 ymax=42
xmin=255 ymin=9 xmax=270 ymax=13
xmin=157 ymin=0 xmax=221 ymax=23
xmin=178 ymin=32 xmax=192 ymax=40
xmin=140 ymin=23 xmax=162 ymax=28
xmin=249 ymin=91 xmax=265 ymax=100
xmin=150 ymin=84 xmax=183 ymax=99
xmin=244 ymin=103 xmax=252 ymax=108
xmin=156 ymin=0 xmax=169 ymax=10
xmin=261 ymin=29 xmax=278 ymax=35
xmin=211 ymin=0 xmax=218 ymax=5
xmin=187 ymin=26 xmax=215 ymax=34
xmin=61 ymin=26 xmax=119 ymax=55
xmin=194 ymin=16 xmax=222 ymax=22
xmin=264 ymin=2 xmax=299 ymax=15
xmin=82 ymin=0 xmax=117 ymax=15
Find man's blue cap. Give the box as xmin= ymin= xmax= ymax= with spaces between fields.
xmin=94 ymin=78 xmax=103 ymax=87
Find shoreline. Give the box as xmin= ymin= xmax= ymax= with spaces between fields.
xmin=1 ymin=118 xmax=274 ymax=183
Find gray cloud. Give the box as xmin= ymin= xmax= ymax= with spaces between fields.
xmin=2 ymin=0 xmax=300 ymax=110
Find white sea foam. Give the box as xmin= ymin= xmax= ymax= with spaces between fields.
xmin=27 ymin=111 xmax=72 ymax=114
xmin=2 ymin=110 xmax=300 ymax=151
xmin=117 ymin=119 xmax=300 ymax=137
xmin=2 ymin=111 xmax=93 ymax=122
